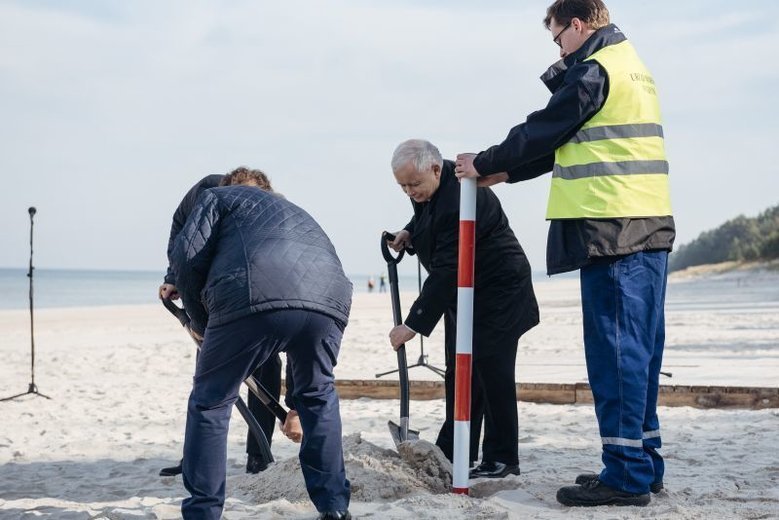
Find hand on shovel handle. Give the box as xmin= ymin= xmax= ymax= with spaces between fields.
xmin=282 ymin=410 xmax=303 ymax=443
xmin=389 ymin=325 xmax=416 ymax=351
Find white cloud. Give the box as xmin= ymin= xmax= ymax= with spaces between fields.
xmin=0 ymin=0 xmax=777 ymax=275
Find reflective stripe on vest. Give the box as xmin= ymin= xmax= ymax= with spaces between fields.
xmin=568 ymin=122 xmax=664 ymax=144
xmin=546 ymin=40 xmax=673 ymax=219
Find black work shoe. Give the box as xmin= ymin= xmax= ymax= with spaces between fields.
xmin=557 ymin=478 xmax=650 ymax=507
xmin=159 ymin=459 xmax=182 ymax=477
xmin=575 ymin=473 xmax=664 ymax=494
xmin=469 ymin=461 xmax=521 ymax=479
xmin=245 ymin=454 xmax=269 ymax=474
xmin=317 ymin=511 xmax=351 ymax=520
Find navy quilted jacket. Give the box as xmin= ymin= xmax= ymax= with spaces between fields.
xmin=171 ymin=185 xmax=352 ymax=334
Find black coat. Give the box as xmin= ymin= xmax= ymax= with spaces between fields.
xmin=171 ymin=185 xmax=352 ymax=334
xmin=403 ymin=161 xmax=539 ymax=359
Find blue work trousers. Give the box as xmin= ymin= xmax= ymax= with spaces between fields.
xmin=181 ymin=310 xmax=350 ymax=519
xmin=580 ymin=250 xmax=668 ymax=495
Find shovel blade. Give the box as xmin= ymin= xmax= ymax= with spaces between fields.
xmin=388 ymin=420 xmax=420 ymax=448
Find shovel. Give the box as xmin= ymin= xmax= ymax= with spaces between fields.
xmin=381 ymin=231 xmax=421 ymax=447
xmin=161 ymin=297 xmax=289 ymax=468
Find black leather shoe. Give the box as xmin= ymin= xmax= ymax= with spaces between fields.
xmin=317 ymin=511 xmax=351 ymax=520
xmin=469 ymin=461 xmax=520 ymax=479
xmin=245 ymin=454 xmax=269 ymax=474
xmin=575 ymin=473 xmax=664 ymax=494
xmin=159 ymin=459 xmax=182 ymax=477
xmin=557 ymin=478 xmax=650 ymax=507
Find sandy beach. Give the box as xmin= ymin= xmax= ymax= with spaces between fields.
xmin=1 ymin=275 xmax=778 ymax=519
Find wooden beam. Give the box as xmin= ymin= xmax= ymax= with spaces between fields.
xmin=322 ymin=380 xmax=779 ymax=410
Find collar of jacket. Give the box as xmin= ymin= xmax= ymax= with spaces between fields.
xmin=408 ymin=159 xmax=456 ymax=211
xmin=539 ymin=23 xmax=627 ymax=93
xmin=436 ymin=160 xmax=456 ymax=200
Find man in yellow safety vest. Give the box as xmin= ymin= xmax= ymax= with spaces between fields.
xmin=454 ymin=0 xmax=674 ymax=507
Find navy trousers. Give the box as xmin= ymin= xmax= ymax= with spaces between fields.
xmin=580 ymin=250 xmax=668 ymax=495
xmin=436 ymin=309 xmax=520 ymax=465
xmin=181 ymin=310 xmax=350 ymax=519
xmin=436 ymin=346 xmax=520 ymax=465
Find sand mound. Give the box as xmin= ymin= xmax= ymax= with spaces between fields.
xmin=238 ymin=433 xmax=453 ymax=503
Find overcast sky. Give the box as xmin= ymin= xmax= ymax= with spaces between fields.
xmin=1 ymin=0 xmax=777 ymax=277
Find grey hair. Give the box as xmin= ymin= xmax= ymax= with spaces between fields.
xmin=391 ymin=139 xmax=443 ymax=173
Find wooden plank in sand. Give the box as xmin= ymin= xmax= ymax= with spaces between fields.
xmin=327 ymin=380 xmax=779 ymax=409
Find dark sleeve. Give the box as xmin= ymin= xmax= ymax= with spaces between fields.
xmin=403 ymin=214 xmax=416 ymax=234
xmin=164 ymin=175 xmax=222 ymax=285
xmin=163 ymin=204 xmax=189 ymax=284
xmin=403 ymin=210 xmax=459 ymax=336
xmin=170 ymin=190 xmax=222 ymax=334
xmin=506 ymin=154 xmax=555 ymax=183
xmin=402 ymin=214 xmax=418 ymax=256
xmin=473 ymin=61 xmax=607 ymax=178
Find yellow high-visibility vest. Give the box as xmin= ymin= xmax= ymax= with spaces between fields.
xmin=546 ymin=40 xmax=673 ymax=219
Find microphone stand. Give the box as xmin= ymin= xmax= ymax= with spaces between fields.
xmin=1 ymin=207 xmax=51 ymax=401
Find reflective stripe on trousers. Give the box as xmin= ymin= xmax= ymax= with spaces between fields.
xmin=602 ymin=428 xmax=662 ymax=448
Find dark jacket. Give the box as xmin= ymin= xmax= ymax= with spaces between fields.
xmin=171 ymin=185 xmax=352 ymax=334
xmin=472 ymin=24 xmax=675 ymax=275
xmin=403 ymin=161 xmax=539 ymax=359
xmin=163 ymin=175 xmax=223 ymax=285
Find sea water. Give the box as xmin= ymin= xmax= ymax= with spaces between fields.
xmin=0 ymin=268 xmax=439 ymax=309
xmin=0 ymin=268 xmax=166 ymax=310
xmin=1 ymin=267 xmax=777 ymax=313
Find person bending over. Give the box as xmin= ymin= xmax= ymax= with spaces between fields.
xmin=172 ymin=168 xmax=353 ymax=520
xmin=387 ymin=139 xmax=539 ymax=479
xmin=158 ymin=168 xmax=301 ymax=477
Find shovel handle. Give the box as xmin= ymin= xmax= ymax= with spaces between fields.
xmin=160 ymin=297 xmax=289 ymax=424
xmin=161 ymin=297 xmax=190 ymax=328
xmin=381 ymin=231 xmax=405 ymax=264
xmin=380 ymin=232 xmax=411 ymax=441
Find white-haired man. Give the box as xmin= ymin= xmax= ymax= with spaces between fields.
xmin=387 ymin=139 xmax=539 ymax=479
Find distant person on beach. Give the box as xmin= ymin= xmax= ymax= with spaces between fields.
xmin=367 ymin=276 xmax=375 ymax=292
xmin=379 ymin=274 xmax=387 ymax=293
xmin=171 ymin=167 xmax=353 ymax=520
xmin=158 ymin=169 xmax=301 ymax=477
xmin=386 ymin=139 xmax=539 ymax=479
xmin=453 ymin=0 xmax=675 ymax=507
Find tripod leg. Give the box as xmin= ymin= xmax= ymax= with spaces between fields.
xmin=0 ymin=392 xmax=30 ymax=402
xmin=375 ymin=367 xmax=401 ymax=378
xmin=425 ymin=364 xmax=446 ymax=378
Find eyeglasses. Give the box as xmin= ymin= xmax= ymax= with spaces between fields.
xmin=553 ymin=22 xmax=572 ymax=48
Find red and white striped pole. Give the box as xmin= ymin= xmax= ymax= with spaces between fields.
xmin=452 ymin=177 xmax=476 ymax=494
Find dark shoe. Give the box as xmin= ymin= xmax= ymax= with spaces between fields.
xmin=245 ymin=454 xmax=269 ymax=474
xmin=557 ymin=478 xmax=650 ymax=507
xmin=469 ymin=461 xmax=520 ymax=479
xmin=159 ymin=459 xmax=182 ymax=477
xmin=317 ymin=511 xmax=351 ymax=520
xmin=575 ymin=473 xmax=664 ymax=494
